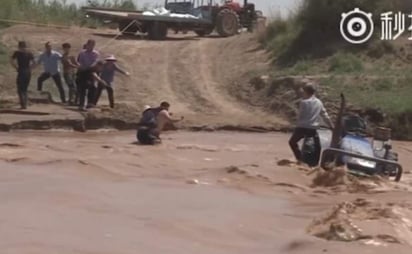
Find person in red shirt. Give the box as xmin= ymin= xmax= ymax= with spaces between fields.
xmin=224 ymin=0 xmax=241 ymax=12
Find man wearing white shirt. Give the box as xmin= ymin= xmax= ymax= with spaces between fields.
xmin=289 ymin=83 xmax=334 ymax=165
xmin=36 ymin=42 xmax=66 ymax=103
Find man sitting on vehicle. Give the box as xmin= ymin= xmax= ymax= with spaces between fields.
xmin=289 ymin=83 xmax=334 ymax=165
xmin=342 ymin=114 xmax=367 ymax=136
xmin=137 ymin=101 xmax=183 ymax=145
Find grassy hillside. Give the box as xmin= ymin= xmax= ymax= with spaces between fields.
xmin=260 ymin=0 xmax=412 ymax=139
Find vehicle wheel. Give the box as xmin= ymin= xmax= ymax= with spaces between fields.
xmin=195 ymin=27 xmax=214 ymax=37
xmin=394 ymin=165 xmax=402 ymax=182
xmin=216 ymin=8 xmax=240 ymax=37
xmin=118 ymin=20 xmax=139 ymax=35
xmin=320 ymin=149 xmax=336 ymax=170
xmin=383 ymin=152 xmax=402 ymax=181
xmin=148 ymin=22 xmax=168 ymax=40
xmin=246 ymin=10 xmax=263 ymax=32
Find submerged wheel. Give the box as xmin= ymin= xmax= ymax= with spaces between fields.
xmin=386 ymin=152 xmax=402 ymax=181
xmin=216 ymin=8 xmax=240 ymax=37
xmin=377 ymin=151 xmax=402 ymax=181
xmin=394 ymin=165 xmax=403 ymax=182
xmin=148 ymin=21 xmax=168 ymax=40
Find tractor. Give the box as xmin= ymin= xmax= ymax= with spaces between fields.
xmin=84 ymin=0 xmax=264 ymax=40
xmin=165 ymin=0 xmax=265 ymax=37
xmin=301 ymin=94 xmax=403 ymax=181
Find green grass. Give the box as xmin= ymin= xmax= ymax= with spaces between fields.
xmin=318 ymin=73 xmax=412 ymax=139
xmin=328 ymin=53 xmax=364 ymax=74
xmin=319 ymin=74 xmax=412 ymax=114
xmin=0 ymin=42 xmax=8 ymax=72
xmin=0 ymin=40 xmax=9 ymax=105
xmin=0 ymin=0 xmax=138 ymax=27
xmin=261 ymin=0 xmax=412 ymax=65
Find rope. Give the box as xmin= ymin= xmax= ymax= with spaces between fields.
xmin=99 ymin=19 xmax=139 ymax=50
xmin=0 ymin=17 xmax=140 ymax=71
xmin=0 ymin=18 xmax=70 ymax=29
xmin=0 ymin=18 xmax=142 ymax=50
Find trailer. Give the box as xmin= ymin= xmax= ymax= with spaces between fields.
xmin=83 ymin=0 xmax=265 ymax=40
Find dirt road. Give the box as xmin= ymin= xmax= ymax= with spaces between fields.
xmin=1 ymin=131 xmax=412 ymax=253
xmin=0 ymin=25 xmax=285 ymax=129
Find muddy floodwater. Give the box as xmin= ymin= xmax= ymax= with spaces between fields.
xmin=1 ymin=131 xmax=412 ymax=254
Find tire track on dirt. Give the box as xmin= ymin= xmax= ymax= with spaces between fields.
xmin=197 ymin=39 xmax=251 ymax=115
xmin=166 ymin=38 xmax=259 ymax=118
xmin=110 ymin=40 xmax=185 ymax=110
xmin=167 ymin=40 xmax=219 ymax=113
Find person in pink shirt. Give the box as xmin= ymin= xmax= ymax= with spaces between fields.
xmin=77 ymin=39 xmax=100 ymax=108
xmin=77 ymin=39 xmax=100 ymax=69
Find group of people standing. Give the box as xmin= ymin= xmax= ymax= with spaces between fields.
xmin=10 ymin=38 xmax=333 ymax=160
xmin=10 ymin=39 xmax=129 ymax=111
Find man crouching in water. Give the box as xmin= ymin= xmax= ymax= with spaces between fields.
xmin=137 ymin=102 xmax=184 ymax=145
xmin=289 ymin=83 xmax=334 ymax=166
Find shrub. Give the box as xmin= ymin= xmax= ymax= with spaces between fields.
xmin=0 ymin=0 xmax=138 ymax=27
xmin=263 ymin=0 xmax=410 ymax=65
xmin=328 ymin=53 xmax=363 ymax=73
xmin=0 ymin=43 xmax=7 ymax=69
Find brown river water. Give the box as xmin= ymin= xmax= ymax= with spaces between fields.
xmin=1 ymin=131 xmax=412 ymax=253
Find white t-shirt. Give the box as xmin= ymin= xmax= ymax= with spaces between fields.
xmin=296 ymin=96 xmax=330 ymax=129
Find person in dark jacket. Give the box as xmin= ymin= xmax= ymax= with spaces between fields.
xmin=76 ymin=61 xmax=108 ymax=111
xmin=10 ymin=41 xmax=35 ymax=109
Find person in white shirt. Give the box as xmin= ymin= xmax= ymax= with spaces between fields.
xmin=36 ymin=42 xmax=66 ymax=103
xmin=289 ymin=83 xmax=334 ymax=165
xmin=154 ymin=102 xmax=183 ymax=136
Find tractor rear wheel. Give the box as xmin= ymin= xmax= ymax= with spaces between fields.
xmin=148 ymin=21 xmax=168 ymax=40
xmin=216 ymin=8 xmax=240 ymax=37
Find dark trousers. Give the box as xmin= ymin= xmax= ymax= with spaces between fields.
xmin=16 ymin=70 xmax=31 ymax=109
xmin=77 ymin=80 xmax=96 ymax=109
xmin=137 ymin=127 xmax=157 ymax=145
xmin=94 ymin=83 xmax=114 ymax=108
xmin=37 ymin=72 xmax=66 ymax=103
xmin=63 ymin=73 xmax=77 ymax=104
xmin=289 ymin=127 xmax=321 ymax=163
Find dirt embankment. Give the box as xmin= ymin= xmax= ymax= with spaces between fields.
xmin=0 ymin=25 xmax=289 ymax=132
